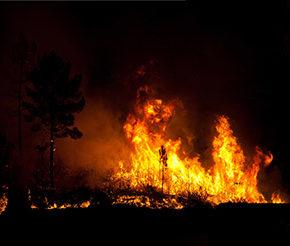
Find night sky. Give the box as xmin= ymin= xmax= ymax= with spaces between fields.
xmin=1 ymin=1 xmax=290 ymax=194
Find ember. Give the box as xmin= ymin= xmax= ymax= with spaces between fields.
xmin=31 ymin=200 xmax=91 ymax=210
xmin=0 ymin=194 xmax=8 ymax=214
xmin=112 ymin=195 xmax=184 ymax=209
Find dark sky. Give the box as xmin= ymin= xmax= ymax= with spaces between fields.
xmin=1 ymin=1 xmax=290 ymax=192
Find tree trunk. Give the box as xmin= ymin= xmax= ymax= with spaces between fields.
xmin=49 ymin=122 xmax=55 ymax=189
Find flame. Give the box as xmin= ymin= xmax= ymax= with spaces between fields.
xmin=31 ymin=200 xmax=91 ymax=210
xmin=80 ymin=200 xmax=91 ymax=208
xmin=0 ymin=193 xmax=8 ymax=214
xmin=271 ymin=193 xmax=285 ymax=204
xmin=112 ymin=94 xmax=284 ymax=206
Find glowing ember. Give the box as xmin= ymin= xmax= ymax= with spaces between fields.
xmin=111 ymin=90 xmax=285 ymax=207
xmin=112 ymin=195 xmax=184 ymax=209
xmin=0 ymin=194 xmax=8 ymax=214
xmin=31 ymin=200 xmax=91 ymax=210
xmin=80 ymin=200 xmax=91 ymax=208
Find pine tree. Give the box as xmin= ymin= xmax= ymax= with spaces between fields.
xmin=23 ymin=51 xmax=85 ymax=188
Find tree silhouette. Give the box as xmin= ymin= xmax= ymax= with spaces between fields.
xmin=13 ymin=34 xmax=37 ymax=155
xmin=23 ymin=52 xmax=85 ymax=188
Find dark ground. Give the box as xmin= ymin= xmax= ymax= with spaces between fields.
xmin=0 ymin=204 xmax=289 ymax=245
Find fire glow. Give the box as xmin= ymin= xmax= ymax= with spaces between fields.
xmin=1 ymin=85 xmax=286 ymax=214
xmin=110 ymin=86 xmax=285 ymax=206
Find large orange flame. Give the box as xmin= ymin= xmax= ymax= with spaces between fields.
xmin=112 ymin=91 xmax=285 ymax=206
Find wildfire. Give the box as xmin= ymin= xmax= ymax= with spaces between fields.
xmin=31 ymin=200 xmax=91 ymax=210
xmin=112 ymin=89 xmax=286 ymax=206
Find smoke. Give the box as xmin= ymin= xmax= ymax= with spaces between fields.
xmin=56 ymin=61 xmax=170 ymax=187
xmin=55 ymin=60 xmax=206 ymax=188
xmin=57 ymin=97 xmax=131 ymax=187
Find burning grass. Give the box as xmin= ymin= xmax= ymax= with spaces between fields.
xmin=28 ymin=185 xmax=212 ymax=211
xmin=109 ymin=86 xmax=286 ymax=206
